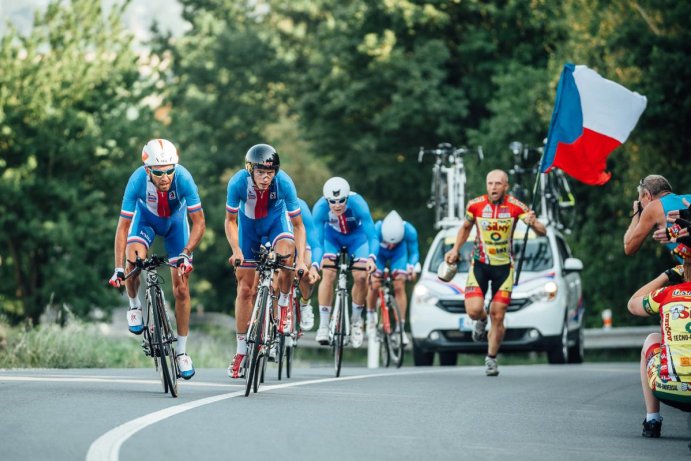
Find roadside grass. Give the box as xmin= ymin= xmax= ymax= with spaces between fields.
xmin=0 ymin=318 xmax=639 ymax=369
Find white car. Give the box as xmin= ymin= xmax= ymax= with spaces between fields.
xmin=409 ymin=221 xmax=584 ymax=366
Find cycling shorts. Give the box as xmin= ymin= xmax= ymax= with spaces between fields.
xmin=374 ymin=244 xmax=408 ymax=278
xmin=239 ymin=210 xmax=294 ymax=268
xmin=127 ymin=204 xmax=189 ymax=265
xmin=322 ymin=227 xmax=369 ymax=263
xmin=645 ymin=343 xmax=691 ymax=411
xmin=465 ymin=261 xmax=513 ymax=304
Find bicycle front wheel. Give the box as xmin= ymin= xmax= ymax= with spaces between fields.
xmin=245 ymin=287 xmax=268 ymax=397
xmin=151 ymin=286 xmax=178 ymax=397
xmin=333 ymin=292 xmax=347 ymax=377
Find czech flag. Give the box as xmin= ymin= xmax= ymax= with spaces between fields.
xmin=540 ymin=64 xmax=647 ymax=185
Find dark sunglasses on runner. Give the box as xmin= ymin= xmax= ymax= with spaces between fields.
xmin=328 ymin=198 xmax=347 ymax=205
xmin=149 ymin=166 xmax=176 ymax=177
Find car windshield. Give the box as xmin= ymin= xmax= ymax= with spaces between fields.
xmin=429 ymin=235 xmax=553 ymax=274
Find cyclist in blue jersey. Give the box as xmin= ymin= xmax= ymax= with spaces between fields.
xmin=225 ymin=144 xmax=307 ymax=379
xmin=296 ymin=198 xmax=322 ymax=331
xmin=312 ymin=177 xmax=377 ymax=348
xmin=109 ymin=139 xmax=206 ymax=380
xmin=624 ymin=175 xmax=691 ymax=262
xmin=366 ymin=211 xmax=420 ymax=346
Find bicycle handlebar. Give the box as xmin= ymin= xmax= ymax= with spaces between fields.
xmin=418 ymin=144 xmax=482 ymax=163
xmin=123 ymin=253 xmax=174 ymax=280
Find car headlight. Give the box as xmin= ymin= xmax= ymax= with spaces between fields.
xmin=413 ymin=284 xmax=439 ymax=306
xmin=527 ymin=281 xmax=558 ymax=303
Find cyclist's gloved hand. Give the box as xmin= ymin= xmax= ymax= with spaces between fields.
xmin=176 ymin=253 xmax=193 ymax=274
xmin=109 ymin=268 xmax=125 ymax=288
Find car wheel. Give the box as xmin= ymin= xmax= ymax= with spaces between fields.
xmin=412 ymin=341 xmax=434 ymax=366
xmin=547 ymin=319 xmax=568 ymax=364
xmin=568 ymin=324 xmax=584 ymax=363
xmin=438 ymin=351 xmax=457 ymax=366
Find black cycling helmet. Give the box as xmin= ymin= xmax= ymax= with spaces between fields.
xmin=245 ymin=144 xmax=280 ymax=175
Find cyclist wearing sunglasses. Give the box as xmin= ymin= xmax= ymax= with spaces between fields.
xmin=109 ymin=138 xmax=206 ymax=380
xmin=366 ymin=210 xmax=420 ymax=346
xmin=312 ymin=177 xmax=378 ymax=348
xmin=225 ymin=144 xmax=307 ymax=379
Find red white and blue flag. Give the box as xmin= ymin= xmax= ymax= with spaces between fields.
xmin=540 ymin=64 xmax=647 ymax=185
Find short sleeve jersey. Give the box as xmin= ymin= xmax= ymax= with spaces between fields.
xmin=225 ymin=170 xmax=301 ymax=221
xmin=465 ymin=194 xmax=530 ymax=266
xmin=119 ymin=165 xmax=202 ymax=220
xmin=312 ymin=193 xmax=379 ymax=258
xmin=299 ymin=198 xmax=322 ymax=265
xmin=642 ymin=282 xmax=691 ymax=383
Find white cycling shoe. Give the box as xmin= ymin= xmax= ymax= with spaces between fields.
xmin=315 ymin=325 xmax=330 ymax=345
xmin=351 ymin=321 xmax=364 ymax=348
xmin=176 ymin=353 xmax=195 ymax=380
xmin=300 ymin=303 xmax=315 ymax=331
xmin=127 ymin=308 xmax=144 ymax=335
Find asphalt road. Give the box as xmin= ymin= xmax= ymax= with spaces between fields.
xmin=0 ymin=363 xmax=689 ymax=461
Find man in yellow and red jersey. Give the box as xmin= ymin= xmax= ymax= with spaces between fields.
xmin=444 ymin=169 xmax=546 ymax=376
xmin=628 ymin=259 xmax=691 ymax=438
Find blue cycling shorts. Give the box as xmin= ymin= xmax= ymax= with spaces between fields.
xmin=322 ymin=227 xmax=369 ymax=263
xmin=239 ymin=211 xmax=294 ymax=267
xmin=127 ymin=204 xmax=189 ymax=264
xmin=375 ymin=243 xmax=408 ymax=277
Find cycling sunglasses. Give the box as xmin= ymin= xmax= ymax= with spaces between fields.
xmin=328 ymin=197 xmax=347 ymax=205
xmin=149 ymin=166 xmax=176 ymax=177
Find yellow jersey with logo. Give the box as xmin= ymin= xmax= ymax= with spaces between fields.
xmin=643 ymin=282 xmax=691 ymax=383
xmin=465 ymin=194 xmax=529 ymax=266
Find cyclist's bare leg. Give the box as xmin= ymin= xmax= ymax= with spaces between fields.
xmin=351 ymin=261 xmax=368 ymax=306
xmin=366 ymin=276 xmax=382 ymax=311
xmin=169 ymin=268 xmax=191 ymax=336
xmin=235 ymin=268 xmax=256 ymax=335
xmin=318 ymin=259 xmax=336 ymax=307
xmin=124 ymin=242 xmax=147 ymax=299
xmin=274 ymin=238 xmax=295 ymax=296
xmin=464 ymin=297 xmax=486 ymax=321
xmin=641 ymin=333 xmax=662 ymax=414
xmin=487 ymin=301 xmax=508 ymax=356
xmin=393 ymin=277 xmax=408 ymax=322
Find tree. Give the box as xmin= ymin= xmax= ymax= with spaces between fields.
xmin=0 ymin=0 xmax=162 ymax=322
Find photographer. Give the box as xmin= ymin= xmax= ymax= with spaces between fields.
xmin=623 ymin=175 xmax=691 ymax=260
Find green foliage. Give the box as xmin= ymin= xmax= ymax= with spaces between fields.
xmin=0 ymin=0 xmax=162 ymax=322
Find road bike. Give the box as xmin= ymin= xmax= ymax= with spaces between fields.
xmin=418 ymin=142 xmax=483 ymax=229
xmin=323 ymin=246 xmax=368 ymax=377
xmin=240 ymin=244 xmax=297 ymax=396
xmin=123 ymin=253 xmax=179 ymax=398
xmin=374 ymin=268 xmax=404 ymax=368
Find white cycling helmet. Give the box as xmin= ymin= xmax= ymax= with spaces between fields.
xmin=142 ymin=139 xmax=179 ymax=166
xmin=323 ymin=177 xmax=350 ymax=201
xmin=437 ymin=260 xmax=458 ymax=282
xmin=381 ymin=210 xmax=405 ymax=245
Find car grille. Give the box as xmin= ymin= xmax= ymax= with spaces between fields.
xmin=436 ymin=297 xmax=530 ymax=313
xmin=443 ymin=328 xmax=531 ymax=342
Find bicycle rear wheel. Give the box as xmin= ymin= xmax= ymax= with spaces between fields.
xmin=151 ymin=287 xmax=178 ymax=397
xmin=245 ymin=287 xmax=268 ymax=397
xmin=387 ymin=298 xmax=405 ymax=368
xmin=277 ymin=333 xmax=286 ymax=381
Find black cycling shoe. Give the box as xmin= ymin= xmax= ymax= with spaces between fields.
xmin=642 ymin=418 xmax=662 ymax=438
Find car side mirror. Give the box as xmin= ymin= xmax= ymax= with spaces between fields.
xmin=563 ymin=257 xmax=583 ymax=272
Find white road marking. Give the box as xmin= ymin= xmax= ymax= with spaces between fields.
xmin=86 ymin=368 xmax=455 ymax=461
xmin=0 ymin=375 xmax=240 ymax=388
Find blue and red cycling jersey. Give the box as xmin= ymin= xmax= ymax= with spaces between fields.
xmin=225 ymin=170 xmax=300 ymax=221
xmin=374 ymin=220 xmax=419 ymax=276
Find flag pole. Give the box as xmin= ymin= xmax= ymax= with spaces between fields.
xmin=514 ymin=160 xmax=544 ymax=286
